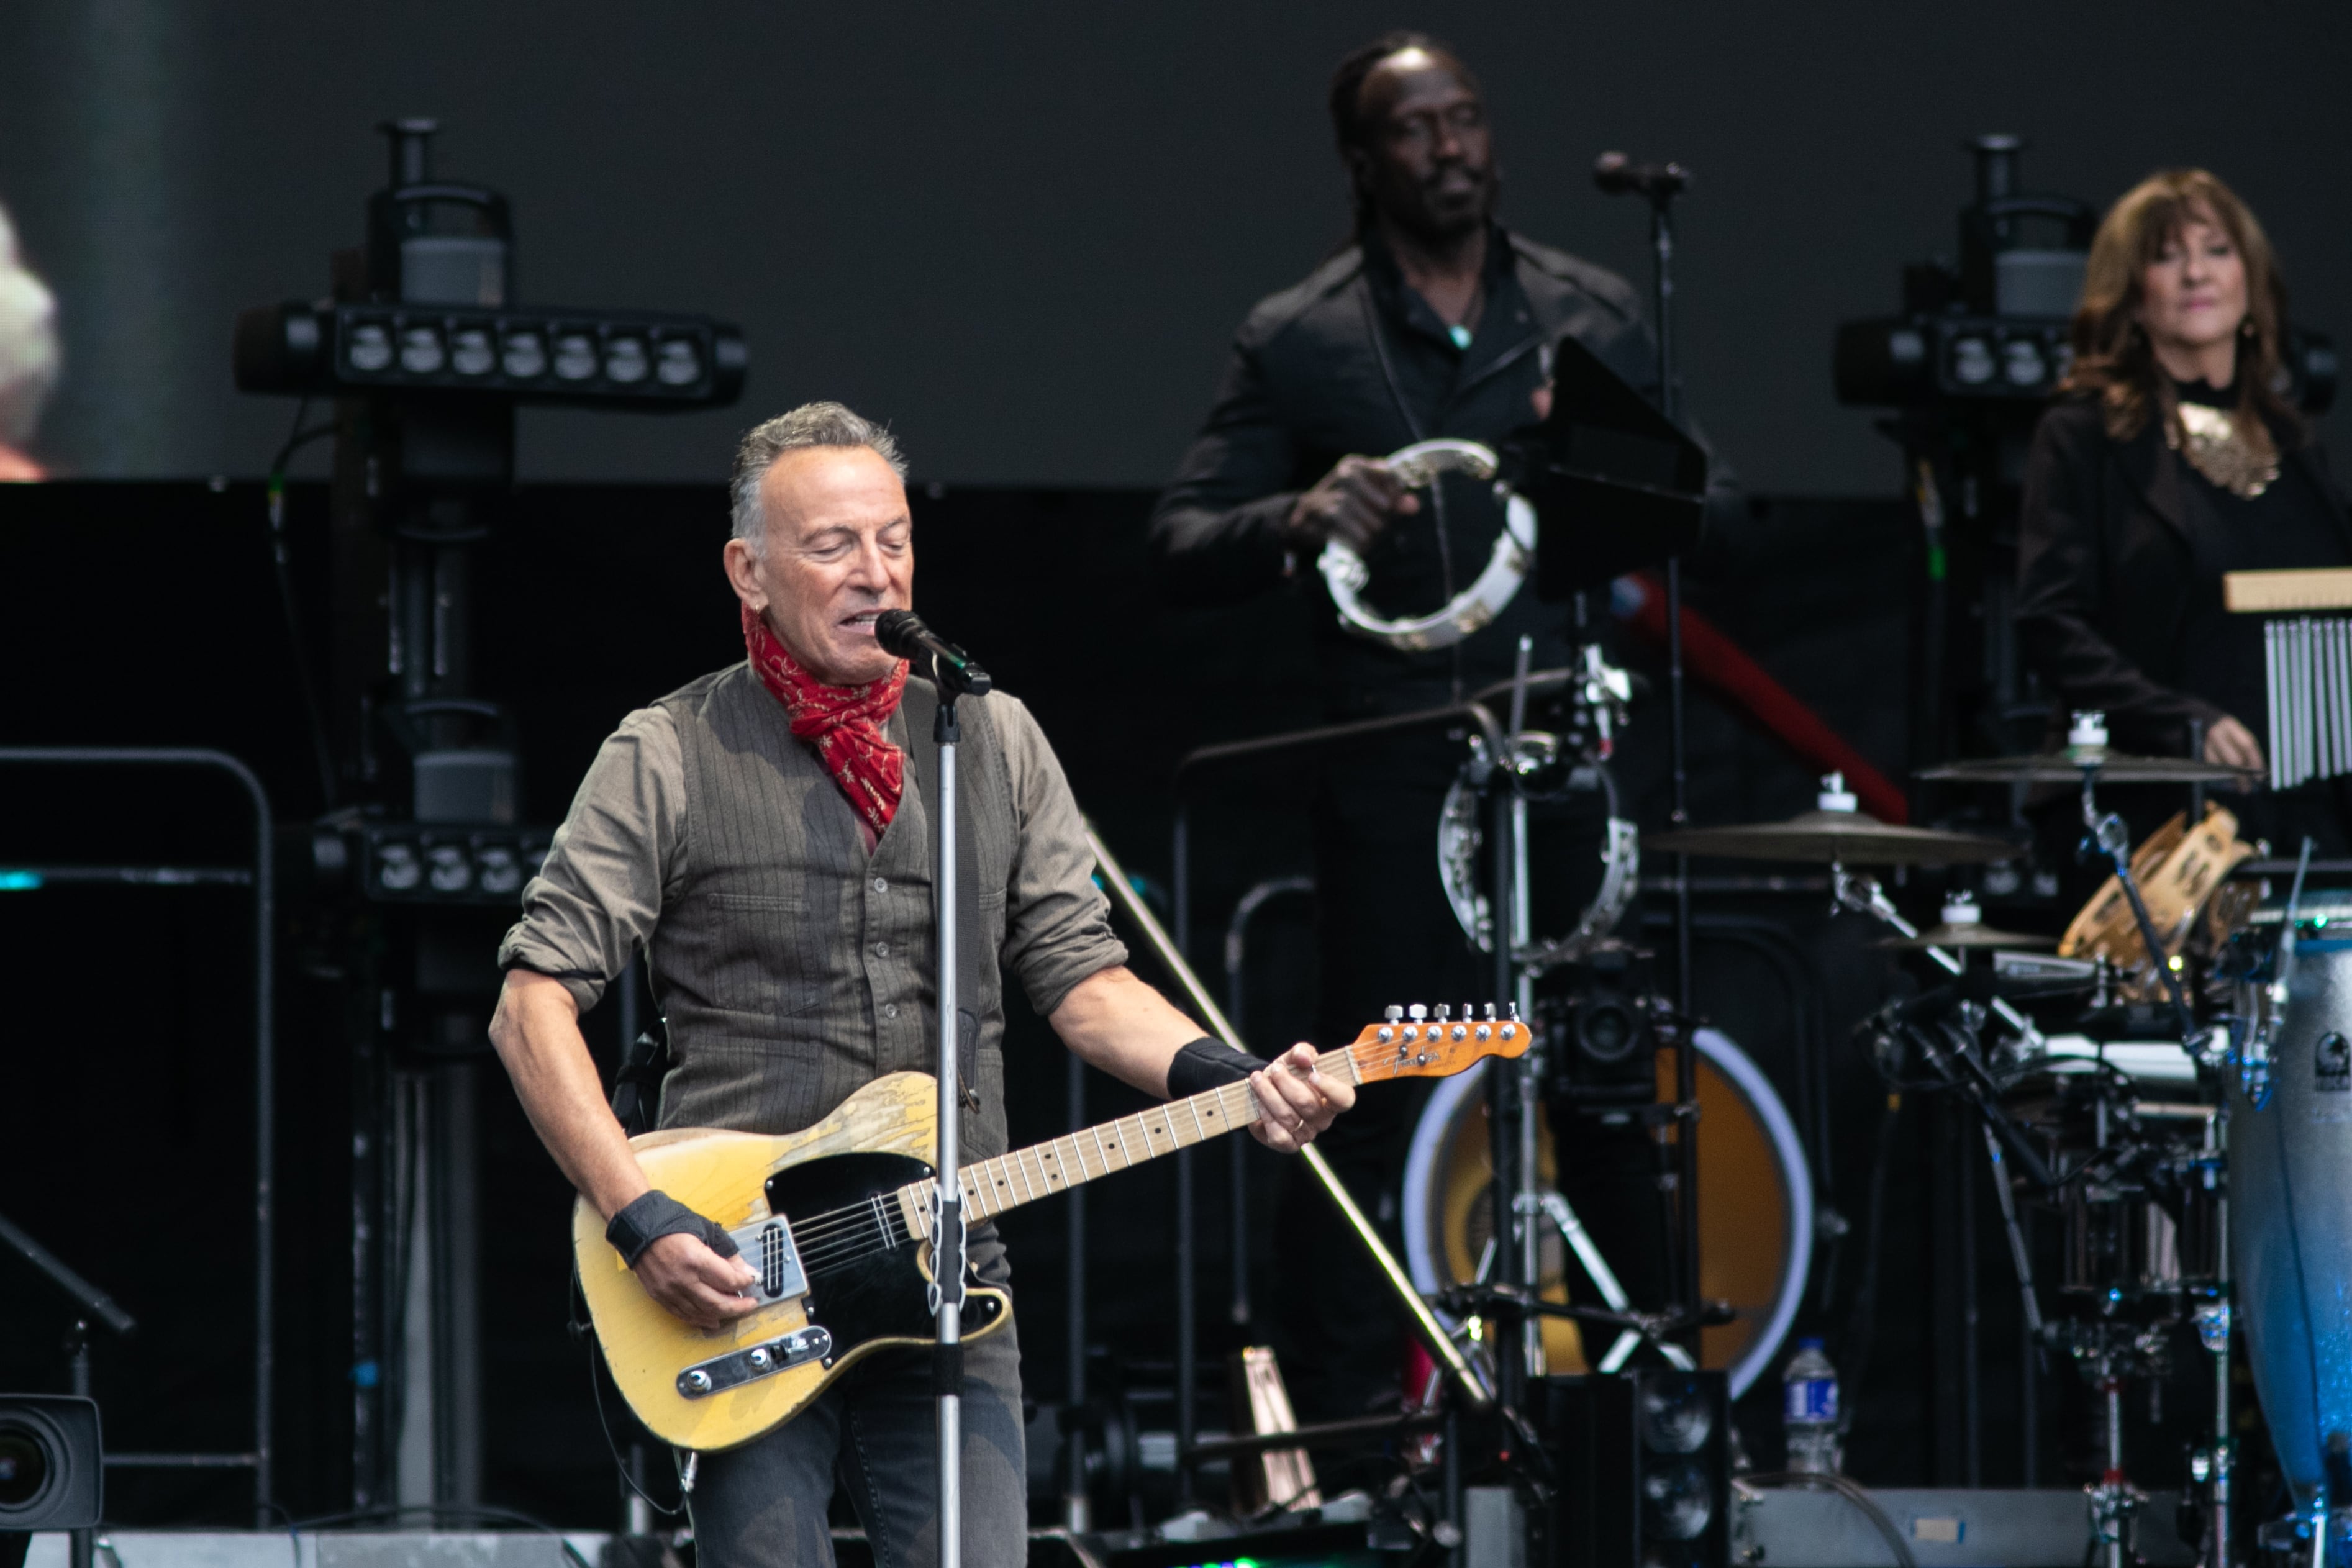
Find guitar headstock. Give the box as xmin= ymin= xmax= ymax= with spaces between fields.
xmin=1344 ymin=1002 xmax=1529 ymax=1084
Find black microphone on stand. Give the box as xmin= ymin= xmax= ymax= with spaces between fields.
xmin=874 ymin=609 xmax=992 ymax=696
xmin=1593 ymin=151 xmax=1691 ymax=199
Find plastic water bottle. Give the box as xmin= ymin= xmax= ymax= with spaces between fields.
xmin=1782 ymin=1337 xmax=1842 ymax=1474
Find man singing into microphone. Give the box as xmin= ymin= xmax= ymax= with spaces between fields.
xmin=1150 ymin=34 xmax=1727 ymax=1428
xmin=489 ymin=402 xmax=1353 ymax=1567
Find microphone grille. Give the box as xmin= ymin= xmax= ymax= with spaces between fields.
xmin=872 ymin=607 xmax=923 ymax=658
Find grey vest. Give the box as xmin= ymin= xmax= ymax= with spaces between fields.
xmin=647 ymin=663 xmax=1017 ymax=1163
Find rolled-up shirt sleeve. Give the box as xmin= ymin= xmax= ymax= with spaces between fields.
xmin=496 ymin=706 xmax=686 ymax=1015
xmin=992 ymin=695 xmax=1128 ymax=1017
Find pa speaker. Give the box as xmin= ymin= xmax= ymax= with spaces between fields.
xmin=0 ymin=1394 xmax=104 ymax=1533
xmin=1546 ymin=1371 xmax=1728 ymax=1568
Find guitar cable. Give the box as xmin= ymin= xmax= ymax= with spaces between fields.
xmin=578 ymin=1261 xmax=689 ymax=1522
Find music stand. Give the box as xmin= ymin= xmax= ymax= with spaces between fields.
xmin=1508 ymin=330 xmax=1708 ymax=596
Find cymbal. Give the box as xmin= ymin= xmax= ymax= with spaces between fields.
xmin=1878 ymin=922 xmax=2058 ymax=951
xmin=1645 ymin=809 xmax=2017 ymax=866
xmin=1918 ymin=750 xmax=2258 ymax=786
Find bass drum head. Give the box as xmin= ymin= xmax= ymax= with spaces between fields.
xmin=1400 ymin=1028 xmax=1812 ymax=1398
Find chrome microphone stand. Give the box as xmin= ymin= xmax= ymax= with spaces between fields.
xmin=876 ymin=609 xmax=993 ymax=1568
xmin=1596 ymin=147 xmax=1703 ymax=1346
xmin=930 ymin=674 xmax=969 ymax=1568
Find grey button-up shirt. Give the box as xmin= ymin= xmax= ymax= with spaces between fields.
xmin=497 ymin=663 xmax=1125 ymax=1156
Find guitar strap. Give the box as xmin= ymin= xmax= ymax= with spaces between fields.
xmin=899 ymin=675 xmax=984 ymax=1102
xmin=607 ymin=961 xmax=671 ymax=1140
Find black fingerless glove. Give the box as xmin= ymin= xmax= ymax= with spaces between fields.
xmin=606 ymin=1189 xmax=740 ymax=1268
xmin=1166 ymin=1037 xmax=1267 ymax=1099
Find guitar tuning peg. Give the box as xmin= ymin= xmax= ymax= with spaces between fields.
xmin=1507 ymin=1002 xmax=1520 ymax=1022
xmin=1463 ymin=1003 xmax=1476 ymax=1025
xmin=1434 ymin=1004 xmax=1450 ymax=1022
xmin=1483 ymin=1002 xmax=1499 ymax=1022
xmin=1408 ymin=1003 xmax=1428 ymax=1022
xmin=1384 ymin=1005 xmax=1404 ymax=1023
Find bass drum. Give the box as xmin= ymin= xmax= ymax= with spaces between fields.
xmin=1400 ymin=1028 xmax=1812 ymax=1398
xmin=2228 ymin=933 xmax=2352 ymax=1508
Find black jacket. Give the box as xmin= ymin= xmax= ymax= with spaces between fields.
xmin=1148 ymin=227 xmax=1682 ymax=713
xmin=2015 ymin=396 xmax=2352 ymax=754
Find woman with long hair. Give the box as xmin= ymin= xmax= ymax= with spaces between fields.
xmin=2017 ymin=168 xmax=2352 ymax=849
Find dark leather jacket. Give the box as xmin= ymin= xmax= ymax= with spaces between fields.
xmin=2016 ymin=396 xmax=2352 ymax=755
xmin=1148 ymin=227 xmax=1681 ymax=714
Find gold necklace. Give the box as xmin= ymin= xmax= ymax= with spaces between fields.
xmin=2169 ymin=401 xmax=2279 ymax=499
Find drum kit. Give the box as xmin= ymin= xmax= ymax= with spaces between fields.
xmin=1656 ymin=709 xmax=2352 ymax=1568
xmin=1402 ymin=647 xmax=2343 ymax=1567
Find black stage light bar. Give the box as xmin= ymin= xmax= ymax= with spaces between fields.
xmin=1834 ymin=314 xmax=2074 ymax=406
xmin=233 ymin=300 xmax=747 ymax=410
xmin=1838 ymin=315 xmax=2337 ymax=412
xmin=357 ymin=822 xmax=555 ymax=905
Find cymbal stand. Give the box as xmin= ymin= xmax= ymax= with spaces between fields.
xmin=1831 ymin=866 xmax=2042 ymax=1047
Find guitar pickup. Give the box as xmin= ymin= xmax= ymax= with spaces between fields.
xmin=676 ymin=1326 xmax=833 ymax=1398
xmin=724 ymin=1216 xmax=809 ymax=1304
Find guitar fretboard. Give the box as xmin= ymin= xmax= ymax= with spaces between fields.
xmin=896 ymin=1044 xmax=1363 ymax=1238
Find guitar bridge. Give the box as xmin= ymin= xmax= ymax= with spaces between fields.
xmin=724 ymin=1216 xmax=809 ymax=1303
xmin=676 ymin=1326 xmax=833 ymax=1399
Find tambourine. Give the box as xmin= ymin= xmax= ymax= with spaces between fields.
xmin=1435 ymin=731 xmax=1640 ymax=977
xmin=1317 ymin=438 xmax=1537 ymax=653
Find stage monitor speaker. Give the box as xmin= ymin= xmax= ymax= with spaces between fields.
xmin=0 ymin=1394 xmax=103 ymax=1536
xmin=1546 ymin=1371 xmax=1729 ymax=1568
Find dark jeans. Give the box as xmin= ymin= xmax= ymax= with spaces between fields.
xmin=687 ymin=1231 xmax=1027 ymax=1568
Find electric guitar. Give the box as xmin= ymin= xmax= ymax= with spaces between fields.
xmin=574 ymin=1005 xmax=1528 ymax=1451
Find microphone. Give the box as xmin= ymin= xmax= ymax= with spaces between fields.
xmin=1875 ymin=968 xmax=2000 ymax=1030
xmin=873 ymin=609 xmax=992 ymax=697
xmin=1593 ymin=151 xmax=1691 ymax=198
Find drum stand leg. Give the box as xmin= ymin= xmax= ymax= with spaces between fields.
xmin=1535 ymin=1190 xmax=1694 ymax=1374
xmin=2197 ymin=1105 xmax=2234 ymax=1568
xmin=2195 ymin=1298 xmax=2234 ymax=1568
xmin=2090 ymin=1356 xmax=2140 ymax=1568
xmin=1980 ymin=1122 xmax=2046 ymax=1485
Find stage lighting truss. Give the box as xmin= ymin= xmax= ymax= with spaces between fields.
xmin=235 ymin=301 xmax=747 ymax=410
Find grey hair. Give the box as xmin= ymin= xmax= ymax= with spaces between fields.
xmin=730 ymin=401 xmax=907 ymax=553
xmin=0 ymin=204 xmax=59 ymax=447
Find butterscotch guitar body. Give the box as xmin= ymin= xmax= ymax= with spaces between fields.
xmin=573 ymin=1071 xmax=1009 ymax=1452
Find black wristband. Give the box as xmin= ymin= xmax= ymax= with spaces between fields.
xmin=1166 ymin=1036 xmax=1267 ymax=1100
xmin=605 ymin=1189 xmax=740 ymax=1268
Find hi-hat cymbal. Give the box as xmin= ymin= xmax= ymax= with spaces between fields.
xmin=1918 ymin=750 xmax=2258 ymax=786
xmin=1878 ymin=922 xmax=2058 ymax=951
xmin=1646 ymin=809 xmax=2016 ymax=866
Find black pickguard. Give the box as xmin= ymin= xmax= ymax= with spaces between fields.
xmin=764 ymin=1152 xmax=1000 ymax=1359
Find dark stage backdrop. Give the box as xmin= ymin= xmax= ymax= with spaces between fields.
xmin=1 ymin=0 xmax=2346 ymax=492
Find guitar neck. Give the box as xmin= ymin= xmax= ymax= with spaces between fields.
xmin=896 ymin=1043 xmax=1364 ymax=1237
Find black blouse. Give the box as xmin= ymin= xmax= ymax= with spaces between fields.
xmin=2171 ymin=378 xmax=2352 ymax=747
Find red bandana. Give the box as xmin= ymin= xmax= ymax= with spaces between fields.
xmin=742 ymin=604 xmax=910 ymax=835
